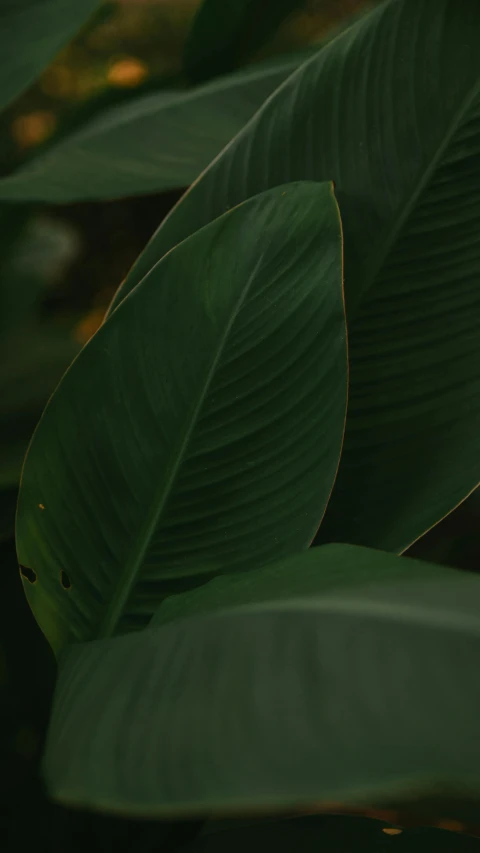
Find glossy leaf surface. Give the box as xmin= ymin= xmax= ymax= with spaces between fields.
xmin=44 ymin=565 xmax=480 ymax=817
xmin=111 ymin=0 xmax=480 ymax=553
xmin=0 ymin=0 xmax=101 ymax=113
xmin=16 ymin=182 xmax=346 ymax=652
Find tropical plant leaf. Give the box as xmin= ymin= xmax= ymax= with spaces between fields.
xmin=16 ymin=182 xmax=346 ymax=653
xmin=152 ymin=542 xmax=455 ymax=627
xmin=0 ymin=0 xmax=101 ymax=113
xmin=0 ymin=53 xmax=316 ymax=203
xmin=108 ymin=0 xmax=480 ymax=554
xmin=43 ymin=565 xmax=480 ymax=818
xmin=184 ymin=816 xmax=480 ymax=852
xmin=184 ymin=0 xmax=306 ymax=83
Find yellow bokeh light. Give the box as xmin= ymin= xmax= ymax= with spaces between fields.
xmin=11 ymin=111 xmax=57 ymax=148
xmin=107 ymin=57 xmax=148 ymax=88
xmin=382 ymin=828 xmax=403 ymax=836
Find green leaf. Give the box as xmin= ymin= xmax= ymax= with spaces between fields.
xmin=185 ymin=0 xmax=306 ymax=83
xmin=110 ymin=0 xmax=480 ymax=554
xmin=43 ymin=564 xmax=480 ymax=818
xmin=0 ymin=54 xmax=312 ymax=203
xmin=152 ymin=542 xmax=456 ymax=627
xmin=16 ymin=182 xmax=346 ymax=653
xmin=0 ymin=0 xmax=101 ymax=113
xmin=184 ymin=816 xmax=480 ymax=852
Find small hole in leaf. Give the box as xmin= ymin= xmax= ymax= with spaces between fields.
xmin=60 ymin=570 xmax=71 ymax=590
xmin=20 ymin=565 xmax=37 ymax=584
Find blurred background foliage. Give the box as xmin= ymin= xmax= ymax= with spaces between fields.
xmin=0 ymin=0 xmax=479 ymax=845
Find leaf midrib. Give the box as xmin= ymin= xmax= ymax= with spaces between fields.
xmin=97 ymin=254 xmax=264 ymax=639
xmin=354 ymin=74 xmax=480 ymax=315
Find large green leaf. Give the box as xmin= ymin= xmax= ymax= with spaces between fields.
xmin=184 ymin=0 xmax=306 ymax=83
xmin=152 ymin=542 xmax=455 ymax=627
xmin=109 ymin=0 xmax=480 ymax=554
xmin=0 ymin=53 xmax=315 ymax=203
xmin=16 ymin=182 xmax=346 ymax=653
xmin=43 ymin=560 xmax=480 ymax=817
xmin=185 ymin=816 xmax=480 ymax=852
xmin=0 ymin=0 xmax=101 ymax=113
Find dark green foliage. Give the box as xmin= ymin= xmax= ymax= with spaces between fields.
xmin=1 ymin=0 xmax=479 ymax=849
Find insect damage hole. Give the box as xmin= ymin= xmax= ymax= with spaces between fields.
xmin=60 ymin=570 xmax=71 ymax=590
xmin=20 ymin=565 xmax=37 ymax=584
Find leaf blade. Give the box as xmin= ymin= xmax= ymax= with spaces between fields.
xmin=108 ymin=0 xmax=480 ymax=553
xmin=16 ymin=182 xmax=346 ymax=651
xmin=43 ymin=554 xmax=480 ymax=818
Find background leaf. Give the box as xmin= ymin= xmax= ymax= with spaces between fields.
xmin=0 ymin=52 xmax=315 ymax=203
xmin=0 ymin=0 xmax=102 ymax=114
xmin=184 ymin=0 xmax=306 ymax=83
xmin=107 ymin=0 xmax=480 ymax=555
xmin=16 ymin=182 xmax=346 ymax=652
xmin=43 ymin=568 xmax=480 ymax=818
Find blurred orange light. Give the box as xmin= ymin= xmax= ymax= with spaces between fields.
xmin=12 ymin=111 xmax=57 ymax=148
xmin=382 ymin=828 xmax=403 ymax=836
xmin=74 ymin=308 xmax=106 ymax=344
xmin=107 ymin=58 xmax=148 ymax=88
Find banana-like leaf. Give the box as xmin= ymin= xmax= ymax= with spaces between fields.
xmin=43 ymin=557 xmax=480 ymax=818
xmin=16 ymin=182 xmax=346 ymax=653
xmin=0 ymin=53 xmax=315 ymax=203
xmin=184 ymin=0 xmax=306 ymax=83
xmin=152 ymin=542 xmax=455 ymax=627
xmin=109 ymin=0 xmax=480 ymax=554
xmin=0 ymin=0 xmax=101 ymax=113
xmin=184 ymin=816 xmax=480 ymax=852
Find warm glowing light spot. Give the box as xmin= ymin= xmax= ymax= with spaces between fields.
xmin=107 ymin=58 xmax=148 ymax=88
xmin=74 ymin=308 xmax=106 ymax=344
xmin=39 ymin=504 xmax=45 ymax=510
xmin=382 ymin=828 xmax=403 ymax=836
xmin=12 ymin=111 xmax=57 ymax=148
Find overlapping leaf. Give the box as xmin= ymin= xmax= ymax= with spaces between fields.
xmin=16 ymin=182 xmax=346 ymax=653
xmin=109 ymin=0 xmax=480 ymax=553
xmin=43 ymin=548 xmax=480 ymax=818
